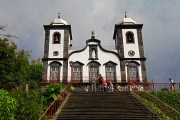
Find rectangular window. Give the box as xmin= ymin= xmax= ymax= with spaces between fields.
xmin=129 ymin=66 xmax=138 ymax=80
xmin=50 ymin=66 xmax=59 ymax=80
xmin=89 ymin=67 xmax=99 ymax=79
xmin=106 ymin=67 xmax=115 ymax=80
xmin=73 ymin=66 xmax=82 ymax=80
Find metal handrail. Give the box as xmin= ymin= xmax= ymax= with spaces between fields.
xmin=133 ymin=91 xmax=180 ymax=120
xmin=38 ymin=82 xmax=72 ymax=120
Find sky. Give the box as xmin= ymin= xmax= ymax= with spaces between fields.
xmin=0 ymin=0 xmax=180 ymax=83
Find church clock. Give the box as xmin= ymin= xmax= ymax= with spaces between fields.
xmin=128 ymin=50 xmax=135 ymax=57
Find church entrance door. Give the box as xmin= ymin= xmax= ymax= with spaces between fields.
xmin=128 ymin=66 xmax=138 ymax=81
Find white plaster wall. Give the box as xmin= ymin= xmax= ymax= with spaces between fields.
xmin=48 ymin=30 xmax=64 ymax=58
xmin=122 ymin=29 xmax=140 ymax=58
xmin=46 ymin=60 xmax=63 ymax=82
xmin=68 ymin=42 xmax=121 ymax=82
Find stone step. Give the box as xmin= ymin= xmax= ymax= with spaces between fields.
xmin=56 ymin=91 xmax=160 ymax=120
xmin=57 ymin=115 xmax=159 ymax=120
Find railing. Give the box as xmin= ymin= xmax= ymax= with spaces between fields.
xmin=132 ymin=91 xmax=180 ymax=120
xmin=0 ymin=84 xmax=15 ymax=90
xmin=38 ymin=82 xmax=72 ymax=120
xmin=128 ymin=82 xmax=180 ymax=92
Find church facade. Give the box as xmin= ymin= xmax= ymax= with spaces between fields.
xmin=42 ymin=14 xmax=147 ymax=84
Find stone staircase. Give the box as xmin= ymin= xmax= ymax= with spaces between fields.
xmin=56 ymin=91 xmax=160 ymax=120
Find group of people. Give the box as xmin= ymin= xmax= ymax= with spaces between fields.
xmin=91 ymin=74 xmax=122 ymax=92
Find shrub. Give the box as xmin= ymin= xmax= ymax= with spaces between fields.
xmin=0 ymin=89 xmax=17 ymax=120
xmin=42 ymin=83 xmax=65 ymax=107
xmin=10 ymin=88 xmax=43 ymax=120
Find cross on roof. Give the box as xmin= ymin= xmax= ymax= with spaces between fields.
xmin=91 ymin=30 xmax=95 ymax=39
xmin=124 ymin=10 xmax=128 ymax=18
xmin=58 ymin=12 xmax=61 ymax=18
xmin=91 ymin=30 xmax=95 ymax=36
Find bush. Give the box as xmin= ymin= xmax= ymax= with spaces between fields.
xmin=10 ymin=88 xmax=43 ymax=120
xmin=42 ymin=83 xmax=65 ymax=107
xmin=0 ymin=89 xmax=17 ymax=120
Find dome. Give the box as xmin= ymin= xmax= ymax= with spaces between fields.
xmin=119 ymin=17 xmax=136 ymax=25
xmin=51 ymin=17 xmax=69 ymax=25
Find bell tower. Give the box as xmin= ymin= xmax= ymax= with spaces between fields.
xmin=113 ymin=14 xmax=147 ymax=83
xmin=42 ymin=14 xmax=72 ymax=83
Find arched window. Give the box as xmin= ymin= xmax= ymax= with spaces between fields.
xmin=50 ymin=62 xmax=61 ymax=82
xmin=71 ymin=62 xmax=84 ymax=82
xmin=126 ymin=31 xmax=134 ymax=43
xmin=128 ymin=62 xmax=139 ymax=81
xmin=104 ymin=61 xmax=117 ymax=82
xmin=53 ymin=32 xmax=61 ymax=44
xmin=88 ymin=61 xmax=101 ymax=82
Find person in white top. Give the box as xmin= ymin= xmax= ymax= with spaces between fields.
xmin=169 ymin=78 xmax=176 ymax=91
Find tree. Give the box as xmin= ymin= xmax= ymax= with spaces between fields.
xmin=0 ymin=25 xmax=43 ymax=85
xmin=0 ymin=25 xmax=17 ymax=84
xmin=29 ymin=58 xmax=43 ymax=83
xmin=0 ymin=38 xmax=17 ymax=83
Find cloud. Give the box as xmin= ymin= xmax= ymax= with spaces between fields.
xmin=0 ymin=0 xmax=180 ymax=83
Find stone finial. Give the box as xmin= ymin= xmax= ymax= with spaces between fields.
xmin=91 ymin=30 xmax=95 ymax=39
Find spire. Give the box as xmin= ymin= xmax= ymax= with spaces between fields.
xmin=91 ymin=30 xmax=95 ymax=39
xmin=58 ymin=12 xmax=61 ymax=18
xmin=124 ymin=10 xmax=128 ymax=18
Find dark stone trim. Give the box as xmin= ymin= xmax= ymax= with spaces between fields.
xmin=113 ymin=24 xmax=143 ymax=39
xmin=87 ymin=61 xmax=101 ymax=66
xmin=42 ymin=61 xmax=48 ymax=81
xmin=63 ymin=60 xmax=68 ymax=83
xmin=42 ymin=58 xmax=68 ymax=61
xmin=121 ymin=58 xmax=146 ymax=60
xmin=117 ymin=29 xmax=124 ymax=58
xmin=49 ymin=61 xmax=62 ymax=66
xmin=86 ymin=38 xmax=101 ymax=44
xmin=140 ymin=61 xmax=147 ymax=82
xmin=73 ymin=61 xmax=85 ymax=66
xmin=103 ymin=61 xmax=117 ymax=66
xmin=68 ymin=38 xmax=121 ymax=60
xmin=113 ymin=29 xmax=126 ymax=82
xmin=43 ymin=30 xmax=50 ymax=58
xmin=63 ymin=30 xmax=70 ymax=58
xmin=120 ymin=60 xmax=126 ymax=82
xmin=137 ymin=29 xmax=145 ymax=58
xmin=128 ymin=61 xmax=140 ymax=65
xmin=43 ymin=25 xmax=72 ymax=40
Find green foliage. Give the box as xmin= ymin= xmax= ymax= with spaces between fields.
xmin=28 ymin=60 xmax=43 ymax=83
xmin=0 ymin=38 xmax=17 ymax=83
xmin=10 ymin=88 xmax=44 ymax=120
xmin=134 ymin=91 xmax=180 ymax=119
xmin=70 ymin=85 xmax=75 ymax=91
xmin=0 ymin=25 xmax=45 ymax=120
xmin=0 ymin=26 xmax=43 ymax=85
xmin=0 ymin=89 xmax=17 ymax=120
xmin=42 ymin=83 xmax=65 ymax=107
xmin=151 ymin=91 xmax=180 ymax=112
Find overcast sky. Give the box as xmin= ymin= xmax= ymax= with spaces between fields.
xmin=0 ymin=0 xmax=180 ymax=83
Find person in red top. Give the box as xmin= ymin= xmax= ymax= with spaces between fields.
xmin=98 ymin=74 xmax=104 ymax=91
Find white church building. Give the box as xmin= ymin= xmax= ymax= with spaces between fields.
xmin=42 ymin=14 xmax=147 ymax=84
